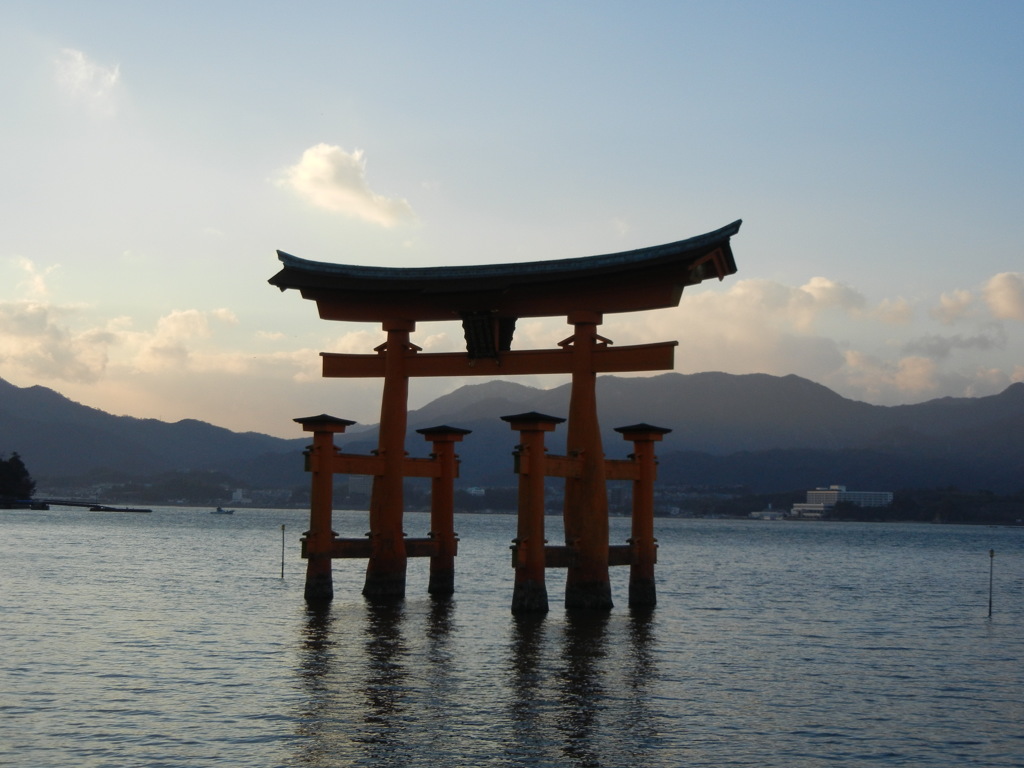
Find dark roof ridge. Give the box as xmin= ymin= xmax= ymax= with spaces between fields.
xmin=271 ymin=219 xmax=741 ymax=285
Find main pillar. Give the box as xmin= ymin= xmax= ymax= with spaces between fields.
xmin=562 ymin=311 xmax=613 ymax=609
xmin=364 ymin=319 xmax=414 ymax=600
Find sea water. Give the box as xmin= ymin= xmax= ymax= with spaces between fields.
xmin=1 ymin=508 xmax=1021 ymax=767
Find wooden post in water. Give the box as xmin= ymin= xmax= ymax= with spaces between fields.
xmin=416 ymin=425 xmax=471 ymax=596
xmin=504 ymin=412 xmax=564 ymax=613
xmin=988 ymin=549 xmax=995 ymax=618
xmin=294 ymin=414 xmax=354 ymax=603
xmin=614 ymin=423 xmax=671 ymax=608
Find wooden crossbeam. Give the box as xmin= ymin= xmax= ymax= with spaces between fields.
xmin=513 ymin=454 xmax=642 ymax=481
xmin=321 ymin=340 xmax=677 ymax=378
xmin=510 ymin=544 xmax=635 ymax=568
xmin=312 ymin=452 xmax=449 ymax=479
xmin=605 ymin=458 xmax=643 ymax=481
xmin=305 ymin=536 xmax=445 ymax=560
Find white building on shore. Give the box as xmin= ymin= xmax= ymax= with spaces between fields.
xmin=790 ymin=485 xmax=893 ymax=519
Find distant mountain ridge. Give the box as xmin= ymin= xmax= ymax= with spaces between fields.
xmin=0 ymin=377 xmax=308 ymax=485
xmin=360 ymin=373 xmax=1024 ymax=492
xmin=1 ymin=374 xmax=1022 ymax=494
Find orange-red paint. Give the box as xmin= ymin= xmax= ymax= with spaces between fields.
xmin=503 ymin=413 xmax=564 ymax=613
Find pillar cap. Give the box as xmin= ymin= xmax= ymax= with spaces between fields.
xmin=501 ymin=411 xmax=565 ymax=430
xmin=294 ymin=414 xmax=356 ymax=433
xmin=614 ymin=423 xmax=672 ymax=439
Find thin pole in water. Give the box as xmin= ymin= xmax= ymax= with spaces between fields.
xmin=281 ymin=524 xmax=286 ymax=579
xmin=988 ymin=549 xmax=995 ymax=618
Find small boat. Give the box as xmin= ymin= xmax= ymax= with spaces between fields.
xmin=211 ymin=507 xmax=234 ymax=515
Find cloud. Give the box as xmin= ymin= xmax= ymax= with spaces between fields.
xmin=901 ymin=327 xmax=1005 ymax=360
xmin=984 ymin=272 xmax=1024 ymax=321
xmin=838 ymin=351 xmax=940 ymax=401
xmin=54 ymin=48 xmax=121 ymax=114
xmin=610 ymin=276 xmax=866 ymax=344
xmin=0 ymin=302 xmax=244 ymax=384
xmin=128 ymin=309 xmax=238 ymax=373
xmin=277 ymin=144 xmax=415 ymax=226
xmin=0 ymin=302 xmax=113 ymax=382
xmin=872 ymin=297 xmax=913 ymax=325
xmin=931 ymin=289 xmax=975 ymax=325
xmin=13 ymin=257 xmax=58 ymax=300
xmin=593 ymin=278 xmax=858 ymax=383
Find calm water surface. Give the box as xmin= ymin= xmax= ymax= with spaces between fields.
xmin=2 ymin=508 xmax=1022 ymax=767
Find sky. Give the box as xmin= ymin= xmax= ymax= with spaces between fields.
xmin=1 ymin=1 xmax=1022 ymax=438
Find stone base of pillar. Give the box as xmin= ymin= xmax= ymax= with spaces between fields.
xmin=362 ymin=569 xmax=407 ymax=601
xmin=565 ymin=580 xmax=613 ymax=610
xmin=628 ymin=578 xmax=656 ymax=608
xmin=304 ymin=570 xmax=334 ymax=604
xmin=511 ymin=581 xmax=549 ymax=613
xmin=428 ymin=568 xmax=455 ymax=596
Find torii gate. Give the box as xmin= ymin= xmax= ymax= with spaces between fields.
xmin=270 ymin=219 xmax=741 ymax=609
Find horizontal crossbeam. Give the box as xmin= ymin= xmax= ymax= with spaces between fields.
xmin=510 ymin=543 xmax=635 ymax=568
xmin=308 ymin=452 xmax=450 ymax=479
xmin=321 ymin=341 xmax=677 ymax=378
xmin=512 ymin=454 xmax=643 ymax=480
xmin=303 ymin=537 xmax=449 ymax=559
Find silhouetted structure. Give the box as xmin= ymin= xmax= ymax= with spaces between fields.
xmin=271 ymin=219 xmax=741 ymax=609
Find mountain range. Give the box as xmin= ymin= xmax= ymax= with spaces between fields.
xmin=2 ymin=373 xmax=1023 ymax=495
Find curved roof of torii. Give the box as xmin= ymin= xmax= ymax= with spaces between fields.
xmin=268 ymin=219 xmax=741 ymax=323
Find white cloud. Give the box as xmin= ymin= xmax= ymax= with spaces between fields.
xmin=54 ymin=48 xmax=121 ymax=115
xmin=984 ymin=272 xmax=1024 ymax=321
xmin=0 ymin=302 xmax=113 ymax=382
xmin=837 ymin=351 xmax=940 ymax=401
xmin=327 ymin=329 xmax=386 ymax=354
xmin=13 ymin=257 xmax=58 ymax=300
xmin=277 ymin=144 xmax=415 ymax=227
xmin=873 ymin=297 xmax=913 ymax=325
xmin=590 ymin=274 xmax=1023 ymax=407
xmin=127 ymin=308 xmax=238 ymax=373
xmin=931 ymin=289 xmax=975 ymax=325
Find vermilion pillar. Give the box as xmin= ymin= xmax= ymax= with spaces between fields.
xmin=416 ymin=425 xmax=471 ymax=596
xmin=503 ymin=412 xmax=564 ymax=613
xmin=614 ymin=423 xmax=671 ymax=608
xmin=563 ymin=311 xmax=612 ymax=609
xmin=364 ymin=319 xmax=415 ymax=600
xmin=295 ymin=414 xmax=354 ymax=603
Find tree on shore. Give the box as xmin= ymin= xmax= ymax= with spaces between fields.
xmin=0 ymin=452 xmax=36 ymax=501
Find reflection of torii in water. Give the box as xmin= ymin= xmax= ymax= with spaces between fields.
xmin=270 ymin=219 xmax=741 ymax=609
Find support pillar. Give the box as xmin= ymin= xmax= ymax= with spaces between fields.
xmin=562 ymin=311 xmax=613 ymax=609
xmin=615 ymin=423 xmax=671 ymax=608
xmin=364 ymin=319 xmax=416 ymax=601
xmin=294 ymin=415 xmax=354 ymax=604
xmin=416 ymin=425 xmax=471 ymax=596
xmin=502 ymin=412 xmax=564 ymax=613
